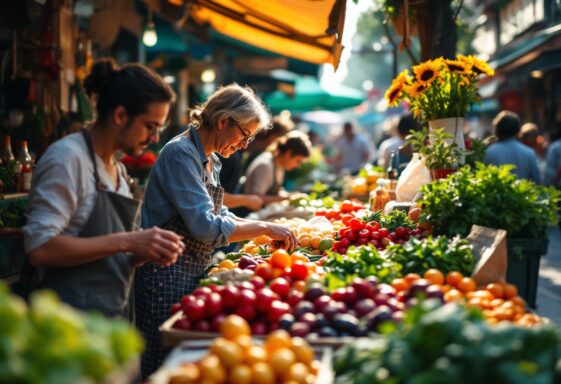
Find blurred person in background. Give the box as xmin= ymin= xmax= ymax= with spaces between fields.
xmin=545 ymin=133 xmax=561 ymax=188
xmin=396 ymin=114 xmax=422 ymax=168
xmin=377 ymin=115 xmax=405 ymax=168
xmin=243 ymin=131 xmax=312 ymax=205
xmin=334 ymin=121 xmax=371 ymax=174
xmin=484 ymin=110 xmax=541 ymax=183
xmin=519 ymin=122 xmax=548 ymax=178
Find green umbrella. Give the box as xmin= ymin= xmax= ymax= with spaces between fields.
xmin=265 ymin=76 xmax=366 ymax=113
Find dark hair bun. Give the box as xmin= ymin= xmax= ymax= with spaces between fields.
xmin=84 ymin=58 xmax=119 ymax=96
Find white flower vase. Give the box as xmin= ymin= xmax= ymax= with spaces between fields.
xmin=428 ymin=117 xmax=465 ymax=164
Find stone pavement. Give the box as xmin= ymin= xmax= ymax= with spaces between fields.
xmin=536 ymin=228 xmax=561 ymax=326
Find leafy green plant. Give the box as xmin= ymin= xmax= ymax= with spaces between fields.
xmin=334 ymin=301 xmax=561 ymax=384
xmin=0 ymin=160 xmax=20 ymax=193
xmin=380 ymin=210 xmax=416 ymax=232
xmin=0 ymin=198 xmax=28 ymax=228
xmin=407 ymin=126 xmax=463 ymax=170
xmin=385 ymin=235 xmax=475 ymax=276
xmin=419 ymin=163 xmax=561 ymax=239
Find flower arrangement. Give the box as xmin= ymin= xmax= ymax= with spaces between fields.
xmin=385 ymin=55 xmax=494 ymax=121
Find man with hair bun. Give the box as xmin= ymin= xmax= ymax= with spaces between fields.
xmin=22 ymin=58 xmax=184 ymax=318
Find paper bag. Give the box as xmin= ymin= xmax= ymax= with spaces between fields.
xmin=467 ymin=225 xmax=507 ymax=286
xmin=395 ymin=153 xmax=432 ymax=202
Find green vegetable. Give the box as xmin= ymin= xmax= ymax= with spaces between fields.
xmin=385 ymin=235 xmax=475 ymax=276
xmin=0 ymin=198 xmax=28 ymax=228
xmin=419 ymin=163 xmax=561 ymax=239
xmin=380 ymin=210 xmax=416 ymax=232
xmin=0 ymin=283 xmax=143 ymax=383
xmin=322 ymin=245 xmax=402 ymax=289
xmin=334 ymin=301 xmax=561 ymax=384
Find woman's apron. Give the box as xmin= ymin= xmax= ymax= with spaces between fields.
xmin=35 ymin=130 xmax=140 ymax=318
xmin=134 ymin=156 xmax=225 ymax=379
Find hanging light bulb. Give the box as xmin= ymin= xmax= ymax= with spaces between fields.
xmin=143 ymin=9 xmax=158 ymax=47
xmin=201 ymin=68 xmax=216 ymax=83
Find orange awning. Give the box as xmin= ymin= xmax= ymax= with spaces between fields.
xmin=183 ymin=0 xmax=347 ymax=69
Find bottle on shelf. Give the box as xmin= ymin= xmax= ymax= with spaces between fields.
xmin=17 ymin=140 xmax=33 ymax=192
xmin=0 ymin=134 xmax=15 ymax=164
xmin=370 ymin=179 xmax=390 ymax=212
xmin=386 ymin=150 xmax=400 ymax=190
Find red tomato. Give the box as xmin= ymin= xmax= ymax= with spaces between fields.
xmin=358 ymin=229 xmax=370 ymax=238
xmin=367 ymin=221 xmax=380 ymax=231
xmin=270 ymin=277 xmax=291 ymax=298
xmin=339 ymin=238 xmax=351 ymax=248
xmin=290 ymin=261 xmax=309 ymax=281
xmin=356 ymin=237 xmax=369 ymax=245
xmin=349 ymin=218 xmax=364 ymax=231
xmin=378 ymin=228 xmax=389 ymax=238
xmin=337 ymin=247 xmax=348 ymax=254
xmin=341 ymin=200 xmax=353 ymax=213
xmin=341 ymin=214 xmax=353 ymax=226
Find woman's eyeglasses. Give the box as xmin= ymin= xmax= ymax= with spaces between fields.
xmin=232 ymin=121 xmax=257 ymax=143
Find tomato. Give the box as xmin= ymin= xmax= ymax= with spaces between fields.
xmin=315 ymin=209 xmax=327 ymax=216
xmin=341 ymin=214 xmax=353 ymax=226
xmin=338 ymin=227 xmax=347 ymax=238
xmin=255 ymin=263 xmax=273 ymax=281
xmin=367 ymin=221 xmax=380 ymax=231
xmin=394 ymin=226 xmax=407 ymax=238
xmin=341 ymin=200 xmax=354 ymax=213
xmin=378 ymin=228 xmax=389 ymax=238
xmin=255 ymin=288 xmax=278 ymax=312
xmin=339 ymin=238 xmax=351 ymax=248
xmin=290 ymin=261 xmax=309 ymax=281
xmin=358 ymin=229 xmax=370 ymax=238
xmin=337 ymin=247 xmax=348 ymax=255
xmin=270 ymin=278 xmax=291 ymax=298
xmin=349 ymin=218 xmax=364 ymax=231
xmin=356 ymin=237 xmax=368 ymax=245
xmin=347 ymin=230 xmax=359 ymax=242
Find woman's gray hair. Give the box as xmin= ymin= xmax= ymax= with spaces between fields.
xmin=188 ymin=83 xmax=271 ymax=132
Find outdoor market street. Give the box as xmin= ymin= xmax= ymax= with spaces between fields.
xmin=537 ymin=228 xmax=561 ymax=326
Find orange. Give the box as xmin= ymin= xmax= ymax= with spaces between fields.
xmin=290 ymin=252 xmax=309 ymax=264
xmin=469 ymin=290 xmax=495 ymax=301
xmin=230 ymin=364 xmax=252 ymax=384
xmin=199 ymin=354 xmax=226 ymax=383
xmin=423 ymin=269 xmax=445 ymax=286
xmin=404 ymin=273 xmax=421 ymax=285
xmin=486 ymin=283 xmax=504 ymax=299
xmin=445 ymin=272 xmax=463 ymax=287
xmin=169 ymin=363 xmax=200 ymax=384
xmin=245 ymin=345 xmax=268 ymax=365
xmin=271 ymin=267 xmax=286 ymax=279
xmin=444 ymin=289 xmax=464 ymax=302
xmin=210 ymin=338 xmax=243 ymax=368
xmin=306 ymin=263 xmax=317 ymax=274
xmin=503 ymin=284 xmax=518 ymax=299
xmin=309 ymin=360 xmax=321 ymax=375
xmin=254 ymin=235 xmax=272 ymax=246
xmin=220 ymin=315 xmax=251 ymax=341
xmin=509 ymin=296 xmax=526 ymax=308
xmin=234 ymin=334 xmax=254 ymax=350
xmin=270 ymin=249 xmax=291 ymax=269
xmin=489 ymin=298 xmax=505 ymax=308
xmin=251 ymin=362 xmax=275 ymax=384
xmin=467 ymin=297 xmax=486 ymax=309
xmin=284 ymin=362 xmax=309 ymax=383
xmin=269 ymin=348 xmax=296 ymax=375
xmin=218 ymin=259 xmax=236 ymax=269
xmin=290 ymin=337 xmax=314 ymax=366
xmin=264 ymin=330 xmax=293 ymax=354
xmin=391 ymin=278 xmax=409 ymax=292
xmin=457 ymin=277 xmax=477 ymax=294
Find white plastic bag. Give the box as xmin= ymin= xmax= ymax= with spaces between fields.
xmin=395 ymin=153 xmax=432 ymax=202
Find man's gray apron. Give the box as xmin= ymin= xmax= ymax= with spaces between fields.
xmin=36 ymin=130 xmax=140 ymax=318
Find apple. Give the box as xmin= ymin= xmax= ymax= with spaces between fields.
xmin=236 ymin=305 xmax=256 ymax=321
xmin=313 ymin=295 xmax=332 ymax=313
xmin=255 ymin=288 xmax=278 ymax=313
xmin=210 ymin=314 xmax=225 ymax=332
xmin=300 ymin=312 xmax=317 ymax=329
xmin=255 ymin=263 xmax=274 ymax=281
xmin=192 ymin=286 xmax=213 ymax=299
xmin=173 ymin=317 xmax=191 ymax=330
xmin=351 ymin=278 xmax=373 ymax=299
xmin=354 ymin=298 xmax=376 ymax=317
xmin=184 ymin=298 xmax=206 ymax=321
xmin=293 ymin=301 xmax=314 ymax=319
xmin=366 ymin=305 xmax=393 ymax=331
xmin=331 ymin=288 xmax=347 ymax=303
xmin=251 ymin=321 xmax=268 ymax=336
xmin=289 ymin=322 xmax=310 ymax=338
xmin=194 ymin=320 xmax=210 ymax=332
xmin=304 ymin=283 xmax=326 ymax=302
xmin=249 ymin=276 xmax=266 ymax=290
xmin=287 ymin=290 xmax=304 ymax=307
xmin=290 ymin=261 xmax=309 ymax=281
xmin=170 ymin=302 xmax=182 ymax=315
xmin=278 ymin=313 xmax=296 ymax=330
xmin=344 ymin=287 xmax=358 ymax=306
xmin=386 ymin=298 xmax=404 ymax=312
xmin=239 ymin=289 xmax=257 ymax=307
xmin=205 ymin=292 xmax=223 ymax=316
xmin=221 ymin=285 xmax=241 ymax=309
xmin=238 ymin=281 xmax=256 ymax=291
xmin=270 ymin=277 xmax=290 ymax=298
xmin=180 ymin=295 xmax=196 ymax=312
xmin=267 ymin=300 xmax=290 ymax=322
xmin=373 ymin=293 xmax=390 ymax=307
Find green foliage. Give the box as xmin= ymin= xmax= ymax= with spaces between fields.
xmin=407 ymin=127 xmax=463 ymax=170
xmin=0 ymin=283 xmax=143 ymax=383
xmin=323 ymin=245 xmax=402 ymax=290
xmin=334 ymin=301 xmax=561 ymax=384
xmin=0 ymin=198 xmax=28 ymax=228
xmin=380 ymin=210 xmax=416 ymax=232
xmin=385 ymin=235 xmax=475 ymax=276
xmin=0 ymin=160 xmax=20 ymax=193
xmin=419 ymin=163 xmax=561 ymax=239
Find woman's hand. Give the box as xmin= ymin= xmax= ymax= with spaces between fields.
xmin=126 ymin=227 xmax=185 ymax=266
xmin=244 ymin=194 xmax=264 ymax=211
xmin=266 ymin=223 xmax=298 ymax=252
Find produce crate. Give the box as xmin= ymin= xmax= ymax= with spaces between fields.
xmin=147 ymin=339 xmax=333 ymax=384
xmin=506 ymin=238 xmax=549 ymax=309
xmin=160 ymin=311 xmax=353 ymax=349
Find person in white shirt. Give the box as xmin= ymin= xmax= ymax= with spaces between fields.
xmin=334 ymin=122 xmax=371 ymax=174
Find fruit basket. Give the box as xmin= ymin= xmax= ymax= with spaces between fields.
xmin=147 ymin=339 xmax=334 ymax=384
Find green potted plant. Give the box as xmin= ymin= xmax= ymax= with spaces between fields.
xmin=418 ymin=163 xmax=561 ymax=307
xmin=407 ymin=126 xmax=463 ymax=180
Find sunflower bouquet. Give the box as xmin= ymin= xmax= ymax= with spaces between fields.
xmin=385 ymin=55 xmax=494 ymax=121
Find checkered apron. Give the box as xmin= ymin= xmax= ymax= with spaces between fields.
xmin=134 ymin=183 xmax=224 ymax=379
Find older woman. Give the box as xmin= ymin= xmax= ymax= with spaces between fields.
xmin=134 ymin=84 xmax=297 ymax=377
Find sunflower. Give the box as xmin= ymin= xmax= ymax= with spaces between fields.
xmin=385 ymin=69 xmax=410 ymax=106
xmin=405 ymin=83 xmax=426 ymax=98
xmin=458 ymin=55 xmax=495 ymax=76
xmin=443 ymin=59 xmax=472 ymax=76
xmin=413 ymin=59 xmax=441 ymax=86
